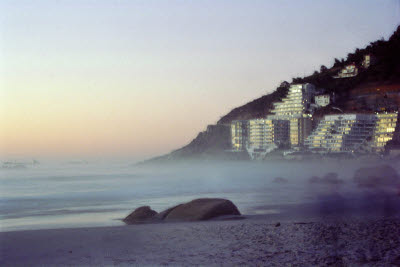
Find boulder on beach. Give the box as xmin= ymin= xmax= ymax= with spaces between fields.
xmin=273 ymin=177 xmax=288 ymax=183
xmin=153 ymin=204 xmax=183 ymax=220
xmin=354 ymin=165 xmax=399 ymax=187
xmin=164 ymin=198 xmax=241 ymax=222
xmin=123 ymin=206 xmax=158 ymax=224
xmin=123 ymin=198 xmax=241 ymax=225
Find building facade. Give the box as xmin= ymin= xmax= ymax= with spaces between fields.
xmin=270 ymin=83 xmax=315 ymax=116
xmin=372 ymin=113 xmax=398 ymax=152
xmin=362 ymin=54 xmax=376 ymax=69
xmin=289 ymin=115 xmax=313 ymax=147
xmin=315 ymin=94 xmax=331 ymax=107
xmin=305 ymin=113 xmax=398 ymax=154
xmin=231 ymin=120 xmax=249 ymax=151
xmin=269 ymin=83 xmax=315 ymax=147
xmin=230 ymin=83 xmax=336 ymax=155
xmin=247 ymin=119 xmax=289 ymax=149
xmin=334 ymin=63 xmax=358 ymax=78
xmin=244 ymin=118 xmax=289 ymax=159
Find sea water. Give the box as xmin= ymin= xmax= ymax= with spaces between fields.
xmin=0 ymin=159 xmax=394 ymax=232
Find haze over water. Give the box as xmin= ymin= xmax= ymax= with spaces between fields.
xmin=1 ymin=160 xmax=398 ymax=232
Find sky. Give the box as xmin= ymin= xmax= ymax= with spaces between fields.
xmin=1 ymin=0 xmax=400 ymax=161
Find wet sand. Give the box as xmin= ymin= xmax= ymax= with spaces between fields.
xmin=1 ymin=214 xmax=400 ymax=266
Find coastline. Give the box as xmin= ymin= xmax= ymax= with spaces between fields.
xmin=1 ymin=213 xmax=400 ymax=266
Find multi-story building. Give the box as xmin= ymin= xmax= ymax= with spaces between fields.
xmin=333 ymin=63 xmax=358 ymax=78
xmin=305 ymin=113 xmax=399 ymax=154
xmin=372 ymin=113 xmax=398 ymax=152
xmin=270 ymin=83 xmax=315 ymax=116
xmin=315 ymin=94 xmax=331 ymax=107
xmin=247 ymin=119 xmax=289 ymax=149
xmin=269 ymin=83 xmax=315 ymax=147
xmin=231 ymin=83 xmax=320 ymax=154
xmin=268 ymin=119 xmax=290 ymax=145
xmin=246 ymin=118 xmax=289 ymax=159
xmin=231 ymin=120 xmax=249 ymax=151
xmin=247 ymin=119 xmax=267 ymax=149
xmin=289 ymin=115 xmax=313 ymax=147
xmin=362 ymin=54 xmax=376 ymax=69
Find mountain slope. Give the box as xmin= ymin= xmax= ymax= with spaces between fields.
xmin=144 ymin=25 xmax=400 ymax=163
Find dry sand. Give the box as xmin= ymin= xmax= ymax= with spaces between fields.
xmin=1 ymin=214 xmax=400 ymax=266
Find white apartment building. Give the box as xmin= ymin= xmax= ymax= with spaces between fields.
xmin=288 ymin=115 xmax=313 ymax=147
xmin=247 ymin=119 xmax=289 ymax=149
xmin=269 ymin=83 xmax=315 ymax=147
xmin=246 ymin=118 xmax=289 ymax=159
xmin=372 ymin=113 xmax=398 ymax=152
xmin=231 ymin=83 xmax=319 ymax=155
xmin=315 ymin=94 xmax=331 ymax=107
xmin=305 ymin=113 xmax=398 ymax=154
xmin=333 ymin=63 xmax=358 ymax=78
xmin=270 ymin=83 xmax=315 ymax=116
xmin=231 ymin=120 xmax=249 ymax=151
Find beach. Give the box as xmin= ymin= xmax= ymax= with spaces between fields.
xmin=1 ymin=214 xmax=400 ymax=266
xmin=1 ymin=161 xmax=400 ymax=265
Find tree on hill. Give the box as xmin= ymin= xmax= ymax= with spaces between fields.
xmin=333 ymin=58 xmax=341 ymax=67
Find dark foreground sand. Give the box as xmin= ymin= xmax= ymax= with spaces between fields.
xmin=1 ymin=214 xmax=400 ymax=266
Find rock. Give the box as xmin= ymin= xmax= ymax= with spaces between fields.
xmin=275 ymin=222 xmax=281 ymax=227
xmin=273 ymin=177 xmax=288 ymax=183
xmin=153 ymin=204 xmax=183 ymax=220
xmin=354 ymin=165 xmax=399 ymax=187
xmin=164 ymin=198 xmax=241 ymax=222
xmin=123 ymin=198 xmax=241 ymax=225
xmin=123 ymin=206 xmax=158 ymax=224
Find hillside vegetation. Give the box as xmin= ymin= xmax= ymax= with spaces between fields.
xmin=218 ymin=25 xmax=400 ymax=124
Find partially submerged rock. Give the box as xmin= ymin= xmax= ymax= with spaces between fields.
xmin=123 ymin=198 xmax=241 ymax=225
xmin=164 ymin=198 xmax=241 ymax=222
xmin=123 ymin=206 xmax=157 ymax=224
xmin=354 ymin=165 xmax=399 ymax=187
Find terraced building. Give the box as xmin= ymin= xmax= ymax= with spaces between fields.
xmin=305 ymin=113 xmax=399 ymax=154
xmin=269 ymin=83 xmax=315 ymax=147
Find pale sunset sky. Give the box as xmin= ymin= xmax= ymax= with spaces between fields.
xmin=1 ymin=0 xmax=400 ymax=160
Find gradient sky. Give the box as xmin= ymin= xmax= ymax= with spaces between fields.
xmin=1 ymin=0 xmax=400 ymax=160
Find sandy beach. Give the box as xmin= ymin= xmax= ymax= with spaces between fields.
xmin=1 ymin=213 xmax=400 ymax=266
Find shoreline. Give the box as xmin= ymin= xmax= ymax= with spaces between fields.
xmin=2 ymin=195 xmax=399 ymax=233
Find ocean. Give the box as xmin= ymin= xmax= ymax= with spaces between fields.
xmin=0 ymin=159 xmax=396 ymax=232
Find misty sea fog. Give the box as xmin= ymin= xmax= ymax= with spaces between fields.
xmin=1 ymin=159 xmax=399 ymax=232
